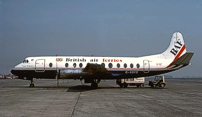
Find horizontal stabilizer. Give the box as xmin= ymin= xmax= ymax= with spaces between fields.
xmin=171 ymin=52 xmax=194 ymax=65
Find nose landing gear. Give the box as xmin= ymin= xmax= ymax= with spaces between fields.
xmin=91 ymin=82 xmax=98 ymax=88
xmin=29 ymin=78 xmax=35 ymax=87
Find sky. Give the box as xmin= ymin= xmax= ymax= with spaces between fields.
xmin=0 ymin=0 xmax=202 ymax=77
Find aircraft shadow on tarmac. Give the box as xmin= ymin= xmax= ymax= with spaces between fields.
xmin=66 ymin=85 xmax=166 ymax=92
xmin=66 ymin=85 xmax=127 ymax=92
xmin=2 ymin=85 xmax=166 ymax=92
xmin=66 ymin=85 xmax=98 ymax=92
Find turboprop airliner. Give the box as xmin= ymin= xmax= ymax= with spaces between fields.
xmin=11 ymin=32 xmax=194 ymax=87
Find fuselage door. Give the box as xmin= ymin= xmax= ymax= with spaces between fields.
xmin=35 ymin=59 xmax=45 ymax=72
xmin=143 ymin=60 xmax=150 ymax=73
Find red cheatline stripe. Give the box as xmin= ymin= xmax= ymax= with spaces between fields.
xmin=166 ymin=45 xmax=186 ymax=68
xmin=173 ymin=45 xmax=186 ymax=62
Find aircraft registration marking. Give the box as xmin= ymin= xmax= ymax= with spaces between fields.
xmin=156 ymin=63 xmax=162 ymax=66
xmin=125 ymin=71 xmax=138 ymax=74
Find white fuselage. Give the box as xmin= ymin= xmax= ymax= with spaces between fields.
xmin=11 ymin=54 xmax=175 ymax=79
xmin=10 ymin=32 xmax=192 ymax=81
xmin=14 ymin=55 xmax=171 ymax=71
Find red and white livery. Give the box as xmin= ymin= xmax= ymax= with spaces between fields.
xmin=11 ymin=32 xmax=194 ymax=87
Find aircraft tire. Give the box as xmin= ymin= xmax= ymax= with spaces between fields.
xmin=161 ymin=83 xmax=165 ymax=88
xmin=140 ymin=84 xmax=144 ymax=88
xmin=123 ymin=83 xmax=128 ymax=88
xmin=29 ymin=84 xmax=34 ymax=87
xmin=153 ymin=84 xmax=156 ymax=88
xmin=91 ymin=82 xmax=98 ymax=88
xmin=120 ymin=84 xmax=123 ymax=88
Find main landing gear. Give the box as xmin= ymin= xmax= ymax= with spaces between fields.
xmin=91 ymin=79 xmax=101 ymax=88
xmin=91 ymin=82 xmax=98 ymax=88
xmin=29 ymin=78 xmax=35 ymax=87
xmin=119 ymin=82 xmax=128 ymax=88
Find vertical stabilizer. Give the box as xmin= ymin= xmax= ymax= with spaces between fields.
xmin=162 ymin=32 xmax=187 ymax=60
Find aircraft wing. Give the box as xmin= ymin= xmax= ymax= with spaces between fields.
xmin=60 ymin=63 xmax=112 ymax=79
xmin=83 ymin=63 xmax=112 ymax=77
xmin=171 ymin=52 xmax=194 ymax=65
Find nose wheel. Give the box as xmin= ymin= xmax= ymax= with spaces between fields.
xmin=29 ymin=78 xmax=35 ymax=87
xmin=30 ymin=83 xmax=35 ymax=87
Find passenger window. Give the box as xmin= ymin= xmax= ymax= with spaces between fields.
xmin=79 ymin=63 xmax=83 ymax=68
xmin=49 ymin=63 xmax=53 ymax=68
xmin=130 ymin=63 xmax=133 ymax=68
xmin=117 ymin=63 xmax=120 ymax=68
xmin=108 ymin=63 xmax=113 ymax=68
xmin=124 ymin=63 xmax=127 ymax=68
xmin=101 ymin=63 xmax=105 ymax=68
xmin=136 ymin=63 xmax=140 ymax=68
xmin=65 ymin=63 xmax=68 ymax=68
xmin=73 ymin=63 xmax=76 ymax=68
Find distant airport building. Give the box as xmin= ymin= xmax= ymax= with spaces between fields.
xmin=0 ymin=74 xmax=18 ymax=79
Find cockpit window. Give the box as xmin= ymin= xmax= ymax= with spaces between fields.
xmin=23 ymin=60 xmax=29 ymax=63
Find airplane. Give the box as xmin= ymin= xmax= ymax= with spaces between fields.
xmin=11 ymin=32 xmax=194 ymax=88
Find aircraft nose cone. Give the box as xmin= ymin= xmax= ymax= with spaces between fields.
xmin=10 ymin=69 xmax=16 ymax=75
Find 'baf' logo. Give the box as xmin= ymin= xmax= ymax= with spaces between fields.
xmin=170 ymin=39 xmax=183 ymax=56
xmin=56 ymin=58 xmax=63 ymax=62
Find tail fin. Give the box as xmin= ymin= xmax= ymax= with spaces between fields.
xmin=162 ymin=32 xmax=187 ymax=60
